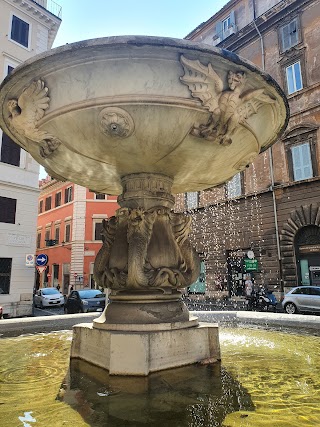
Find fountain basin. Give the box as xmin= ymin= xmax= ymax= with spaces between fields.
xmin=0 ymin=36 xmax=288 ymax=194
xmin=0 ymin=318 xmax=319 ymax=427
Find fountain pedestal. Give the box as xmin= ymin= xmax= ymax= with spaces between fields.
xmin=71 ymin=172 xmax=220 ymax=375
xmin=71 ymin=322 xmax=220 ymax=375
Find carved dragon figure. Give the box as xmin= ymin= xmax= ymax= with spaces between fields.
xmin=180 ymin=55 xmax=276 ymax=146
xmin=7 ymin=79 xmax=61 ymax=158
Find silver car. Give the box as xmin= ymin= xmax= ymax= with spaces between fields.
xmin=34 ymin=287 xmax=65 ymax=308
xmin=282 ymin=286 xmax=320 ymax=314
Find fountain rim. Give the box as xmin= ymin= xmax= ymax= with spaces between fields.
xmin=0 ymin=310 xmax=319 ymax=338
xmin=0 ymin=35 xmax=290 ymax=152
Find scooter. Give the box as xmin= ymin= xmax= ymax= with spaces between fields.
xmin=246 ymin=287 xmax=277 ymax=312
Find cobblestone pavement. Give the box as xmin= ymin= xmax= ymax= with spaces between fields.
xmin=33 ymin=305 xmax=65 ymax=316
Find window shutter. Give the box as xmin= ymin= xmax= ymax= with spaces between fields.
xmin=0 ymin=196 xmax=16 ymax=224
xmin=301 ymin=143 xmax=312 ymax=179
xmin=289 ymin=19 xmax=298 ymax=46
xmin=55 ymin=227 xmax=60 ymax=243
xmin=230 ymin=10 xmax=235 ymax=29
xmin=292 ymin=145 xmax=302 ymax=181
xmin=1 ymin=133 xmax=20 ymax=166
xmin=281 ymin=24 xmax=290 ymax=51
xmin=95 ymin=222 xmax=103 ymax=240
xmin=292 ymin=143 xmax=313 ymax=181
xmin=65 ymin=224 xmax=71 ymax=242
xmin=216 ymin=21 xmax=223 ymax=40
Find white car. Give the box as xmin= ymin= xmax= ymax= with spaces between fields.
xmin=34 ymin=287 xmax=65 ymax=308
xmin=282 ymin=286 xmax=320 ymax=314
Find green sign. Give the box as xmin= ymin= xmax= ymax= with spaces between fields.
xmin=244 ymin=258 xmax=258 ymax=271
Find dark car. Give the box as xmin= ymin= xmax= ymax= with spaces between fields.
xmin=282 ymin=286 xmax=320 ymax=314
xmin=64 ymin=289 xmax=106 ymax=314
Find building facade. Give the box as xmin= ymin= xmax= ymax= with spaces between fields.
xmin=0 ymin=0 xmax=61 ymax=317
xmin=36 ymin=178 xmax=119 ymax=295
xmin=177 ymin=0 xmax=320 ymax=297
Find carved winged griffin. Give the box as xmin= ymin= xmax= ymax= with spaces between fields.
xmin=180 ymin=55 xmax=276 ymax=146
xmin=7 ymin=79 xmax=61 ymax=158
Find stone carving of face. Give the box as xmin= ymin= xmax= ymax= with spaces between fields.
xmin=228 ymin=71 xmax=246 ymax=90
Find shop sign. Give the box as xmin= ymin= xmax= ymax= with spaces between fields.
xmin=244 ymin=258 xmax=258 ymax=271
xmin=299 ymin=245 xmax=320 ymax=253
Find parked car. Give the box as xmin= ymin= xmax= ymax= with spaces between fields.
xmin=64 ymin=289 xmax=106 ymax=314
xmin=34 ymin=287 xmax=65 ymax=308
xmin=282 ymin=286 xmax=320 ymax=314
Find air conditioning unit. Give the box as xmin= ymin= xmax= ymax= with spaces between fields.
xmin=213 ymin=37 xmax=221 ymax=46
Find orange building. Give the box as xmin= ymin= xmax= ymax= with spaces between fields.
xmin=36 ymin=177 xmax=118 ymax=294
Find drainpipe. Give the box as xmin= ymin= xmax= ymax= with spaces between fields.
xmin=252 ymin=0 xmax=283 ymax=293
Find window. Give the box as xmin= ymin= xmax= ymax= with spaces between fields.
xmin=284 ymin=126 xmax=318 ymax=183
xmin=55 ymin=227 xmax=60 ymax=244
xmin=65 ymin=187 xmax=72 ymax=203
xmin=95 ymin=193 xmax=106 ymax=200
xmin=45 ymin=196 xmax=52 ymax=211
xmin=37 ymin=232 xmax=41 ymax=249
xmin=39 ymin=200 xmax=43 ymax=214
xmin=94 ymin=222 xmax=103 ymax=241
xmin=55 ymin=192 xmax=61 ymax=207
xmin=0 ymin=258 xmax=12 ymax=294
xmin=286 ymin=61 xmax=303 ymax=95
xmin=216 ymin=11 xmax=236 ymax=41
xmin=1 ymin=132 xmax=20 ymax=166
xmin=280 ymin=18 xmax=299 ymax=52
xmin=45 ymin=229 xmax=50 ymax=242
xmin=227 ymin=173 xmax=242 ymax=198
xmin=291 ymin=143 xmax=313 ymax=181
xmin=10 ymin=15 xmax=29 ymax=48
xmin=223 ymin=16 xmax=231 ymax=33
xmin=0 ymin=196 xmax=16 ymax=224
xmin=65 ymin=223 xmax=71 ymax=242
xmin=7 ymin=65 xmax=14 ymax=74
xmin=185 ymin=192 xmax=199 ymax=210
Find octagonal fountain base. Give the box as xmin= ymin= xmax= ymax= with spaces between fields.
xmin=70 ymin=321 xmax=220 ymax=376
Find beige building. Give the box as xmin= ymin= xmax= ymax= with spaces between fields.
xmin=176 ymin=0 xmax=320 ymax=298
xmin=0 ymin=0 xmax=61 ymax=317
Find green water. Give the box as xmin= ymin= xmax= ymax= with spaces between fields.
xmin=0 ymin=328 xmax=319 ymax=426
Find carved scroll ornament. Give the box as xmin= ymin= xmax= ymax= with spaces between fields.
xmin=94 ymin=207 xmax=200 ymax=293
xmin=180 ymin=55 xmax=276 ymax=146
xmin=7 ymin=79 xmax=61 ymax=158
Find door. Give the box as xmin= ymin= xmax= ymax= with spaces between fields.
xmin=300 ymin=259 xmax=310 ymax=285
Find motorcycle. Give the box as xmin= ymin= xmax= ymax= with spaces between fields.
xmin=246 ymin=287 xmax=277 ymax=312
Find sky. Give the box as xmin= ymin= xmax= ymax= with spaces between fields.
xmin=51 ymin=0 xmax=227 ymax=48
xmin=40 ymin=0 xmax=228 ymax=178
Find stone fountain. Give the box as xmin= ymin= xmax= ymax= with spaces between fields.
xmin=0 ymin=36 xmax=288 ymax=375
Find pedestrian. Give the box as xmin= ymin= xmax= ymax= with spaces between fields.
xmin=56 ymin=284 xmax=60 ymax=291
xmin=70 ymin=285 xmax=74 ymax=293
xmin=245 ymin=275 xmax=253 ymax=297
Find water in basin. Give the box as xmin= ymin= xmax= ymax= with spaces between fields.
xmin=0 ymin=327 xmax=319 ymax=426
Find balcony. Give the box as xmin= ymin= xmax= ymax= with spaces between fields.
xmin=31 ymin=0 xmax=62 ymax=19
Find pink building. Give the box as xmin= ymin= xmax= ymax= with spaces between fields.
xmin=36 ymin=178 xmax=118 ymax=294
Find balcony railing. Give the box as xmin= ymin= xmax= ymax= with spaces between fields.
xmin=31 ymin=0 xmax=62 ymax=19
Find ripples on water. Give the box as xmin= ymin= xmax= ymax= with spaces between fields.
xmin=0 ymin=328 xmax=319 ymax=426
